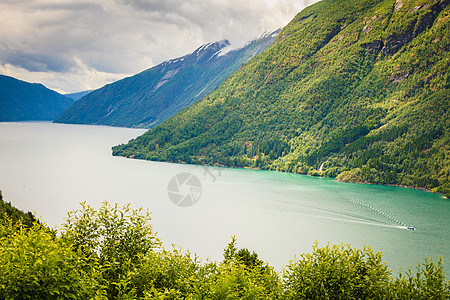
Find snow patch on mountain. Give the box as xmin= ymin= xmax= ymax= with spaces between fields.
xmin=153 ymin=69 xmax=179 ymax=92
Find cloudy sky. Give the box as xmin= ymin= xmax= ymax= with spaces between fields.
xmin=0 ymin=0 xmax=318 ymax=94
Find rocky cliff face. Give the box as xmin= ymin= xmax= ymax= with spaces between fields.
xmin=379 ymin=0 xmax=448 ymax=56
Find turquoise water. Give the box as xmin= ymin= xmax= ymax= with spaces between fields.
xmin=0 ymin=122 xmax=449 ymax=274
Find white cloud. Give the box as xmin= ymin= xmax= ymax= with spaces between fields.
xmin=0 ymin=0 xmax=318 ymax=93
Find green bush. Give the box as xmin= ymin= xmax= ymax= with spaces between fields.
xmin=282 ymin=243 xmax=391 ymax=299
xmin=1 ymin=201 xmax=449 ymax=299
xmin=0 ymin=218 xmax=96 ymax=299
xmin=130 ymin=249 xmax=201 ymax=298
xmin=196 ymin=262 xmax=281 ymax=299
xmin=389 ymin=257 xmax=450 ymax=300
xmin=61 ymin=202 xmax=161 ymax=298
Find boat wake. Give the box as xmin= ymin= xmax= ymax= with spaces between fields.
xmin=262 ymin=190 xmax=414 ymax=230
xmin=262 ymin=176 xmax=415 ymax=230
xmin=260 ymin=207 xmax=406 ymax=230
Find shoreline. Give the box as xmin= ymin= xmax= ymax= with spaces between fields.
xmin=334 ymin=178 xmax=448 ymax=199
xmin=122 ymin=154 xmax=448 ymax=199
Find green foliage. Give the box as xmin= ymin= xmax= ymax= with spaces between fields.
xmin=282 ymin=243 xmax=391 ymax=299
xmin=223 ymin=236 xmax=265 ymax=270
xmin=209 ymin=236 xmax=281 ymax=299
xmin=130 ymin=249 xmax=201 ymax=298
xmin=196 ymin=262 xmax=281 ymax=299
xmin=0 ymin=217 xmax=96 ymax=299
xmin=0 ymin=201 xmax=449 ymax=299
xmin=61 ymin=202 xmax=160 ymax=298
xmin=113 ymin=0 xmax=450 ymax=197
xmin=62 ymin=202 xmax=159 ymax=263
xmin=389 ymin=257 xmax=450 ymax=299
xmin=0 ymin=190 xmax=37 ymax=227
xmin=282 ymin=243 xmax=450 ymax=299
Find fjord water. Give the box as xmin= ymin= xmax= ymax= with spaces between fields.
xmin=0 ymin=122 xmax=449 ymax=274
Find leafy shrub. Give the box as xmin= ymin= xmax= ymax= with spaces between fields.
xmin=61 ymin=202 xmax=160 ymax=298
xmin=1 ymin=201 xmax=449 ymax=299
xmin=0 ymin=218 xmax=96 ymax=299
xmin=389 ymin=257 xmax=450 ymax=299
xmin=130 ymin=249 xmax=201 ymax=298
xmin=282 ymin=243 xmax=391 ymax=299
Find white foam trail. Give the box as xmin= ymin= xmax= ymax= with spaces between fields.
xmin=342 ymin=198 xmax=410 ymax=227
xmin=260 ymin=208 xmax=405 ymax=229
xmin=270 ymin=199 xmax=384 ymax=224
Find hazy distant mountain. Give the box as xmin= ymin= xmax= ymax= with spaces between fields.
xmin=0 ymin=75 xmax=74 ymax=122
xmin=55 ymin=31 xmax=279 ymax=128
xmin=113 ymin=0 xmax=449 ymax=197
xmin=64 ymin=90 xmax=93 ymax=101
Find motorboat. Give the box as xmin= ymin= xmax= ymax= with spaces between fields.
xmin=407 ymin=225 xmax=415 ymax=231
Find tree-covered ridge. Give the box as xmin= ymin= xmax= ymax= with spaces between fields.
xmin=55 ymin=31 xmax=278 ymax=128
xmin=113 ymin=0 xmax=449 ymax=197
xmin=1 ymin=202 xmax=448 ymax=299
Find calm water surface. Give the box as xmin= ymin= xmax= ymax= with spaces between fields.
xmin=0 ymin=122 xmax=449 ymax=273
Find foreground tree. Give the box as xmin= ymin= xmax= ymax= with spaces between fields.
xmin=0 ymin=218 xmax=96 ymax=299
xmin=61 ymin=202 xmax=161 ymax=298
xmin=389 ymin=257 xmax=450 ymax=300
xmin=282 ymin=242 xmax=449 ymax=299
xmin=1 ymin=200 xmax=449 ymax=299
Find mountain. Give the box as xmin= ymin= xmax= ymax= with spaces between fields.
xmin=64 ymin=90 xmax=92 ymax=101
xmin=0 ymin=75 xmax=74 ymax=122
xmin=55 ymin=31 xmax=279 ymax=128
xmin=113 ymin=0 xmax=450 ymax=197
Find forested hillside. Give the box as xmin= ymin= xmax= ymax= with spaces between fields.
xmin=0 ymin=75 xmax=74 ymax=121
xmin=113 ymin=0 xmax=449 ymax=197
xmin=55 ymin=32 xmax=278 ymax=128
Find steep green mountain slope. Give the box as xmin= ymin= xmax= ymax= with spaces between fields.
xmin=0 ymin=75 xmax=74 ymax=121
xmin=113 ymin=0 xmax=450 ymax=197
xmin=55 ymin=32 xmax=278 ymax=128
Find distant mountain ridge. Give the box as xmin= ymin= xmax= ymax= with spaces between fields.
xmin=55 ymin=31 xmax=279 ymax=128
xmin=113 ymin=0 xmax=450 ymax=197
xmin=64 ymin=90 xmax=92 ymax=101
xmin=0 ymin=75 xmax=74 ymax=122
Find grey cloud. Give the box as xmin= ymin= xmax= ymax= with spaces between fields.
xmin=30 ymin=1 xmax=103 ymax=12
xmin=117 ymin=0 xmax=278 ymax=40
xmin=118 ymin=0 xmax=175 ymax=13
xmin=1 ymin=52 xmax=75 ymax=73
xmin=0 ymin=0 xmax=320 ymax=93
